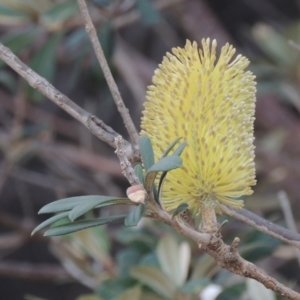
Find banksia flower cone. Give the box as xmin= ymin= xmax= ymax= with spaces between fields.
xmin=141 ymin=39 xmax=256 ymax=215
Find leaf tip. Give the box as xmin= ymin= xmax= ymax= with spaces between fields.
xmin=172 ymin=203 xmax=189 ymax=218
xmin=38 ymin=207 xmax=46 ymax=214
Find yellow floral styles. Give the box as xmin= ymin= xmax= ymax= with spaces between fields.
xmin=140 ymin=39 xmax=256 ymax=215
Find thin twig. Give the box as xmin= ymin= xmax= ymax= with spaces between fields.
xmin=114 ymin=135 xmax=139 ymax=185
xmin=0 ymin=42 xmax=127 ymax=151
xmin=0 ymin=261 xmax=71 ymax=281
xmin=278 ymin=191 xmax=299 ymax=238
xmin=77 ymin=0 xmax=140 ymax=159
xmin=0 ymin=91 xmax=81 ymax=140
xmin=221 ymin=205 xmax=300 ymax=250
xmin=0 ymin=232 xmax=26 ymax=251
xmin=278 ymin=191 xmax=300 ymax=267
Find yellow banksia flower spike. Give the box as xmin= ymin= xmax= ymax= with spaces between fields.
xmin=140 ymin=39 xmax=256 ymax=218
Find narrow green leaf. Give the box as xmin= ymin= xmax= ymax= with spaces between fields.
xmin=161 ymin=137 xmax=182 ymax=158
xmin=152 ymin=184 xmax=159 ymax=204
xmin=139 ymin=136 xmax=155 ymax=172
xmin=124 ymin=204 xmax=147 ymax=227
xmin=172 ymin=203 xmax=189 ymax=218
xmin=68 ymin=200 xmax=106 ymax=221
xmin=29 ymin=32 xmax=63 ymax=81
xmin=135 ymin=163 xmax=159 ymax=205
xmin=158 ymin=142 xmax=187 ymax=197
xmin=144 ymin=156 xmax=182 ymax=195
xmin=147 ymin=156 xmax=182 ymax=173
xmin=134 ymin=0 xmax=160 ymax=26
xmin=43 ymin=0 xmax=77 ymax=24
xmin=64 ymin=28 xmax=87 ymax=52
xmin=134 ymin=164 xmax=144 ymax=185
xmin=98 ymin=22 xmax=114 ymax=61
xmin=144 ymin=171 xmax=157 ymax=195
xmin=157 ymin=173 xmax=166 ymax=205
xmin=31 ymin=211 xmax=69 ymax=236
xmin=68 ymin=198 xmax=132 ymax=221
xmin=44 ymin=215 xmax=126 ymax=236
xmin=253 ymin=24 xmax=292 ymax=68
xmin=173 ymin=141 xmax=188 ymax=156
xmin=0 ymin=27 xmax=41 ymax=68
xmin=130 ymin=266 xmax=175 ymax=299
xmin=39 ymin=196 xmax=129 ymax=214
xmin=2 ymin=27 xmax=40 ymax=50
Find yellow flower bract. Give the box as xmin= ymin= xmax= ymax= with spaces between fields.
xmin=140 ymin=39 xmax=256 ymax=215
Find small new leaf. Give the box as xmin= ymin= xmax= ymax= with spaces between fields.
xmin=139 ymin=136 xmax=155 ymax=172
xmin=158 ymin=141 xmax=187 ymax=199
xmin=144 ymin=155 xmax=182 ymax=194
xmin=124 ymin=203 xmax=147 ymax=227
xmin=173 ymin=141 xmax=188 ymax=156
xmin=134 ymin=164 xmax=144 ymax=185
xmin=147 ymin=155 xmax=182 ymax=173
xmin=161 ymin=137 xmax=182 ymax=158
xmin=172 ymin=203 xmax=189 ymax=218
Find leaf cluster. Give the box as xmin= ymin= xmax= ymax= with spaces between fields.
xmin=32 ymin=136 xmax=187 ymax=236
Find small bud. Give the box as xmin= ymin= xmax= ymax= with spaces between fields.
xmin=126 ymin=185 xmax=147 ymax=204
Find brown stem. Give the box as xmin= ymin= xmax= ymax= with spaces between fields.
xmin=148 ymin=204 xmax=300 ymax=300
xmin=203 ymin=236 xmax=300 ymax=300
xmin=114 ymin=135 xmax=139 ymax=185
xmin=77 ymin=0 xmax=140 ymax=160
xmin=200 ymin=194 xmax=218 ymax=233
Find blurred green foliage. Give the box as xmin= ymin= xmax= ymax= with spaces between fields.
xmin=0 ymin=0 xmax=162 ymax=102
xmin=252 ymin=22 xmax=300 ymax=106
xmin=74 ymin=224 xmax=279 ymax=300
